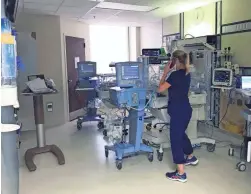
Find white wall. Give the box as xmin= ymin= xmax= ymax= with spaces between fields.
xmin=162 ymin=14 xmax=180 ymax=35
xmin=15 ymin=13 xmax=65 ymax=130
xmin=60 ymin=18 xmax=90 ymax=121
xmin=140 ymin=22 xmax=162 ymax=50
xmin=16 ymin=32 xmax=38 ymax=131
xmin=129 ymin=27 xmax=137 ymax=61
xmin=184 ymin=3 xmax=216 ymax=37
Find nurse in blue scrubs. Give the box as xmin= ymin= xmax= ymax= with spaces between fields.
xmin=158 ymin=50 xmax=199 ymax=183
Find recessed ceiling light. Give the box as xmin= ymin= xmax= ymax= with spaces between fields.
xmin=96 ymin=2 xmax=156 ymax=12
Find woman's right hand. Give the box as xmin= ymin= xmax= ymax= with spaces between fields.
xmin=163 ymin=61 xmax=172 ymax=75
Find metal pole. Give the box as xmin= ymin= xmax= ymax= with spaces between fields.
xmin=33 ymin=95 xmax=46 ymax=147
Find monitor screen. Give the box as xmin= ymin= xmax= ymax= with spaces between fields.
xmin=142 ymin=48 xmax=161 ymax=56
xmin=121 ymin=65 xmax=139 ymax=80
xmin=214 ymin=70 xmax=230 ymax=82
xmin=79 ymin=63 xmax=94 ymax=73
xmin=242 ymin=76 xmax=251 ymax=89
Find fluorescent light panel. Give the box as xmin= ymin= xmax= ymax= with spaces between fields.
xmin=96 ymin=2 xmax=155 ymax=12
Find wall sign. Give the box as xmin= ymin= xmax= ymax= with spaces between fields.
xmin=222 ymin=20 xmax=251 ymax=35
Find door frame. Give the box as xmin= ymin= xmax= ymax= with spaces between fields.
xmin=63 ymin=34 xmax=86 ymax=122
xmin=62 ymin=33 xmax=70 ymax=122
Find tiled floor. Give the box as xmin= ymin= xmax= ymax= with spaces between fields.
xmin=19 ymin=121 xmax=251 ymax=194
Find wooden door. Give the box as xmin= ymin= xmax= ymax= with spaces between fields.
xmin=65 ymin=36 xmax=86 ymax=120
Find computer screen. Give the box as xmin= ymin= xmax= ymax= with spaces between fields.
xmin=77 ymin=61 xmax=96 ymax=77
xmin=79 ymin=63 xmax=94 ymax=73
xmin=241 ymin=76 xmax=251 ymax=89
xmin=121 ymin=65 xmax=139 ymax=80
xmin=142 ymin=48 xmax=161 ymax=56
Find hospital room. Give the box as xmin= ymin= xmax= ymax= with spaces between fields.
xmin=1 ymin=0 xmax=251 ymax=193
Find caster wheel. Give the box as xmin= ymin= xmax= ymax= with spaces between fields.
xmin=207 ymin=144 xmax=216 ymax=152
xmin=148 ymin=153 xmax=154 ymax=162
xmin=159 ymin=130 xmax=163 ymax=133
xmin=236 ymin=162 xmax=241 ymax=169
xmin=77 ymin=123 xmax=82 ymax=130
xmin=153 ymin=125 xmax=157 ymax=129
xmin=105 ymin=149 xmax=109 ymax=158
xmin=103 ymin=130 xmax=107 ymax=137
xmin=237 ymin=162 xmax=247 ymax=172
xmin=116 ymin=161 xmax=122 ymax=170
xmin=98 ymin=122 xmax=104 ymax=129
xmin=228 ymin=148 xmax=234 ymax=156
xmin=157 ymin=150 xmax=163 ymax=161
xmin=146 ymin=124 xmax=152 ymax=131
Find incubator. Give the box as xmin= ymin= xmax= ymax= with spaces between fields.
xmin=142 ymin=48 xmax=217 ymax=160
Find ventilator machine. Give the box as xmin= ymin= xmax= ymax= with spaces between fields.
xmin=104 ymin=61 xmax=154 ymax=170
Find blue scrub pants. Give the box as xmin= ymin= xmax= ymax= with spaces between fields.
xmin=168 ymin=103 xmax=193 ymax=164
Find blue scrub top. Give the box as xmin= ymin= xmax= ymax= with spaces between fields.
xmin=166 ymin=69 xmax=190 ymax=106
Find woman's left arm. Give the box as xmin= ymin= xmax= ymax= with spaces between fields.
xmin=158 ymin=79 xmax=171 ymax=93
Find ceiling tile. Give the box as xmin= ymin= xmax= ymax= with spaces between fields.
xmin=88 ymin=8 xmax=121 ymax=15
xmin=62 ymin=0 xmax=99 ymax=7
xmin=24 ymin=0 xmax=63 ymax=5
xmin=83 ymin=14 xmax=110 ymax=21
xmin=57 ymin=6 xmax=88 ymax=15
xmin=57 ymin=1 xmax=99 ymax=17
xmin=24 ymin=3 xmax=59 ymax=12
xmin=105 ymin=0 xmax=157 ymax=6
xmin=109 ymin=10 xmax=161 ymax=23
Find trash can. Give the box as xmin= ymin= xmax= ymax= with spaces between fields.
xmin=1 ymin=106 xmax=19 ymax=194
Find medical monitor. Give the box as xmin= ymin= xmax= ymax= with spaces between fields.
xmin=241 ymin=76 xmax=251 ymax=89
xmin=115 ymin=62 xmax=144 ymax=88
xmin=212 ymin=68 xmax=233 ymax=87
xmin=77 ymin=61 xmax=96 ymax=78
xmin=142 ymin=48 xmax=162 ymax=64
xmin=121 ymin=65 xmax=139 ymax=80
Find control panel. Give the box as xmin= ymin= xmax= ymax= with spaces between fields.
xmin=115 ymin=62 xmax=144 ymax=88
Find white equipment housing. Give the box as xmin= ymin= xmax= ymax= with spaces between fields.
xmin=143 ymin=92 xmax=216 ymax=153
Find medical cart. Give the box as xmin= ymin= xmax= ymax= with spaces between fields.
xmin=75 ymin=61 xmax=104 ymax=130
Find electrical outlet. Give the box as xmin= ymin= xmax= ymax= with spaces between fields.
xmin=47 ymin=102 xmax=53 ymax=112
